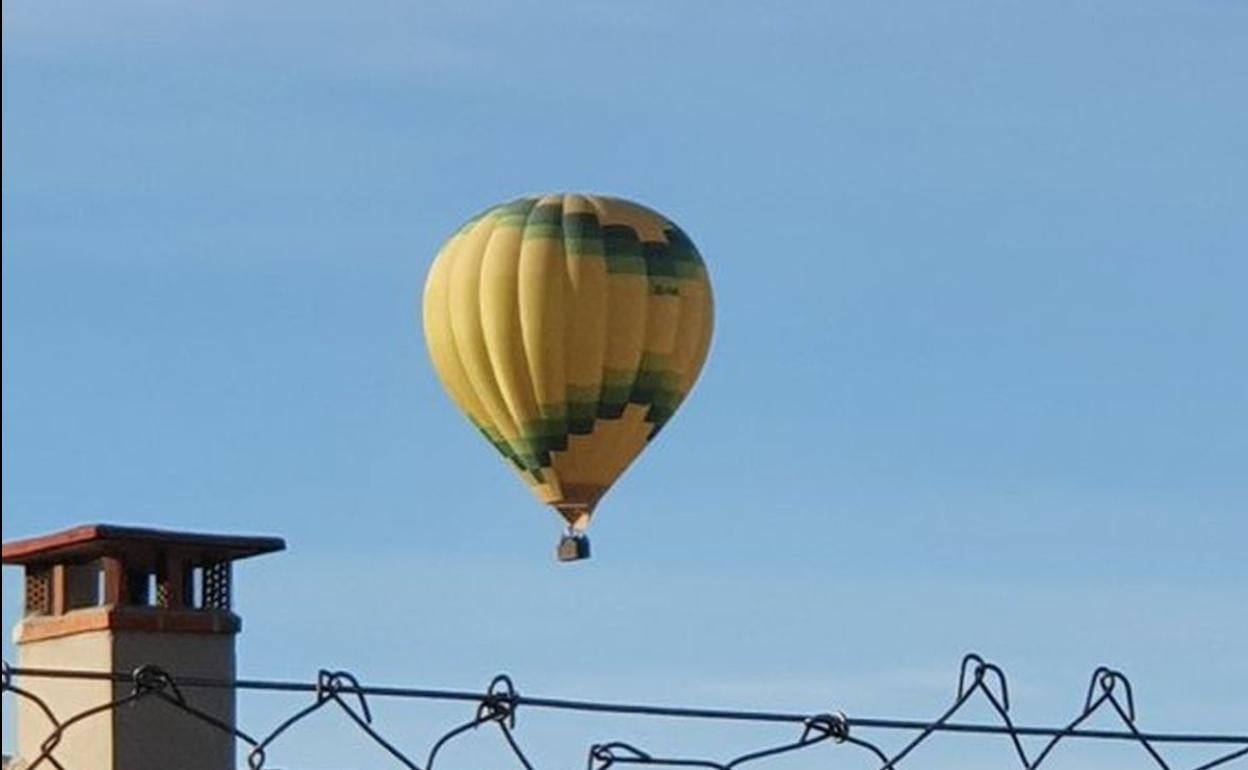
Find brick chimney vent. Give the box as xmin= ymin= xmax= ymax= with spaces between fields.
xmin=3 ymin=523 xmax=285 ymax=642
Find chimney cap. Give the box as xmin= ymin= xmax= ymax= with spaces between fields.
xmin=2 ymin=523 xmax=286 ymax=569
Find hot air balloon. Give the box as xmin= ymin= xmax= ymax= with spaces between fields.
xmin=422 ymin=194 xmax=714 ymax=561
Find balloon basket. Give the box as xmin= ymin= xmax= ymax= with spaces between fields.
xmin=557 ymin=533 xmax=591 ymax=562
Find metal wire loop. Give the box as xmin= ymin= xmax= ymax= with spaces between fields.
xmin=804 ymin=711 xmax=850 ymax=743
xmin=477 ymin=673 xmax=520 ymax=728
xmin=132 ymin=665 xmax=184 ymax=704
xmin=1086 ymin=666 xmax=1137 ymax=722
xmin=317 ymin=669 xmax=373 ymax=723
xmin=590 ymin=742 xmax=651 ymax=770
xmin=959 ymin=652 xmax=1011 ymax=711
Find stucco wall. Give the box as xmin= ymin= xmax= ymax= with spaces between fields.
xmin=15 ymin=621 xmax=236 ymax=770
xmin=16 ymin=628 xmax=114 ymax=769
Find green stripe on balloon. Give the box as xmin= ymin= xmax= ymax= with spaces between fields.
xmin=602 ymin=225 xmax=647 ymax=275
xmin=662 ymin=225 xmax=705 ymax=265
xmin=566 ymin=385 xmax=600 ymax=435
xmin=522 ymin=202 xmax=564 ymax=240
xmin=562 ymin=211 xmax=602 ymax=239
xmin=563 ymin=213 xmax=605 ymax=264
xmin=492 ymin=198 xmax=538 ymax=227
xmin=597 ymin=369 xmax=636 ymax=419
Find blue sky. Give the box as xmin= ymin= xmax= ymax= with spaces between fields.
xmin=3 ymin=1 xmax=1246 ymax=767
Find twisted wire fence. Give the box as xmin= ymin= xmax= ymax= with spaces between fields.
xmin=3 ymin=654 xmax=1245 ymax=770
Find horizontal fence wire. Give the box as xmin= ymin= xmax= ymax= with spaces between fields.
xmin=3 ymin=654 xmax=1246 ymax=770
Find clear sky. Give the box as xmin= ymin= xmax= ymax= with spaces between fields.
xmin=3 ymin=1 xmax=1245 ymax=768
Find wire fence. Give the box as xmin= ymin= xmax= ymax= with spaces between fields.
xmin=3 ymin=654 xmax=1245 ymax=770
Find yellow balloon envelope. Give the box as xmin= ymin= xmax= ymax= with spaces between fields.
xmin=422 ymin=194 xmax=714 ymax=560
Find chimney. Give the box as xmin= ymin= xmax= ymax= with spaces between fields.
xmin=3 ymin=524 xmax=284 ymax=770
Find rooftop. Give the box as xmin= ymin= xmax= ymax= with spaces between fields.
xmin=1 ymin=523 xmax=286 ymax=570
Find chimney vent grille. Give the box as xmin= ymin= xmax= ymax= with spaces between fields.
xmin=25 ymin=568 xmax=51 ymax=616
xmin=202 ymin=562 xmax=231 ymax=610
